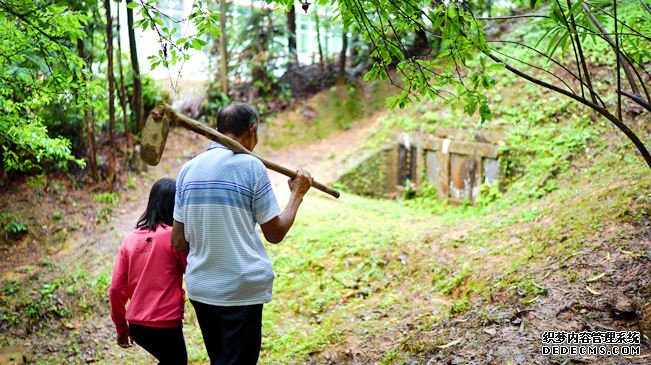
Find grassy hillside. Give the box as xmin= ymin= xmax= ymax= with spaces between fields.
xmin=259 ymin=140 xmax=650 ymax=364
xmin=2 ymin=120 xmax=648 ymax=364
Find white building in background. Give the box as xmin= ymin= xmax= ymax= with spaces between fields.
xmin=118 ymin=0 xmax=343 ymax=90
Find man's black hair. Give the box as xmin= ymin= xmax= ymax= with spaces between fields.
xmin=136 ymin=177 xmax=176 ymax=231
xmin=217 ymin=102 xmax=259 ymax=137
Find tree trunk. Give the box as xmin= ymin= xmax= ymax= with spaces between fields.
xmin=116 ymin=4 xmax=132 ymax=165
xmin=126 ymin=0 xmax=144 ymax=133
xmin=76 ymin=39 xmax=98 ymax=181
xmin=105 ymin=0 xmax=116 ymax=187
xmin=410 ymin=29 xmax=429 ymax=57
xmin=287 ymin=5 xmax=298 ymax=66
xmin=314 ymin=8 xmax=325 ymax=72
xmin=337 ymin=26 xmax=348 ymax=85
xmin=219 ymin=0 xmax=229 ymax=95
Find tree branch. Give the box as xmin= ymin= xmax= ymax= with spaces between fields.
xmin=586 ymin=0 xmax=650 ymax=38
xmin=487 ymin=52 xmax=651 ymax=171
xmin=582 ymin=2 xmax=641 ymax=99
xmin=614 ymin=0 xmax=622 ymax=121
xmin=620 ymin=90 xmax=651 ymax=113
xmin=567 ymin=0 xmax=598 ymax=105
xmin=0 ymin=1 xmax=65 ymax=43
xmin=640 ymin=0 xmax=651 ymax=16
xmin=554 ymin=0 xmax=585 ymax=99
xmin=475 ymin=15 xmax=550 ymax=20
xmin=489 ymin=46 xmax=577 ymax=95
xmin=570 ymin=19 xmax=651 ymax=102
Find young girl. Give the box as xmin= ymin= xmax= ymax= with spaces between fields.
xmin=109 ymin=177 xmax=188 ymax=364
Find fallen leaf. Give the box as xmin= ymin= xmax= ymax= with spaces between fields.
xmin=620 ymin=249 xmax=642 ymax=257
xmin=586 ymin=286 xmax=601 ymax=295
xmin=437 ymin=338 xmax=463 ymax=349
xmin=624 ymin=354 xmax=650 ymax=359
xmin=523 ymin=296 xmax=540 ymax=304
xmin=586 ymin=272 xmax=606 ymax=283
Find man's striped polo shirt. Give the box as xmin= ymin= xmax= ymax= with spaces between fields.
xmin=174 ymin=142 xmax=280 ymax=306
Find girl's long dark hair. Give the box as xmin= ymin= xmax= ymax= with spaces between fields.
xmin=136 ymin=178 xmax=176 ymax=231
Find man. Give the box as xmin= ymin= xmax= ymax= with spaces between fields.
xmin=172 ymin=102 xmax=312 ymax=365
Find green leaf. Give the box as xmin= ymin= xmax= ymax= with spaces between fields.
xmin=534 ymin=27 xmax=555 ymax=49
xmin=567 ymin=0 xmax=584 ymax=17
xmin=486 ymin=63 xmax=505 ymax=72
xmin=446 ymin=5 xmax=457 ymax=20
xmin=379 ymin=68 xmax=388 ymax=81
xmin=388 ymin=43 xmax=404 ymax=61
xmin=190 ymin=38 xmax=207 ymax=51
xmin=127 ymin=2 xmax=140 ymax=9
xmin=479 ymin=103 xmax=491 ymax=122
xmin=464 ymin=99 xmax=477 ymax=115
xmin=207 ymin=24 xmax=220 ymax=38
xmin=363 ymin=63 xmax=380 ymax=82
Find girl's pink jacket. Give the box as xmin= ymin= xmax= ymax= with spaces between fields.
xmin=109 ymin=225 xmax=187 ymax=334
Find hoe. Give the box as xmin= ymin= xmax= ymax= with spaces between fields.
xmin=140 ymin=104 xmax=340 ymax=199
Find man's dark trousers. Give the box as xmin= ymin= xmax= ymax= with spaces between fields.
xmin=191 ymin=300 xmax=263 ymax=365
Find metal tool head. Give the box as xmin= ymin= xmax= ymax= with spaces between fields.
xmin=140 ymin=104 xmax=171 ymax=166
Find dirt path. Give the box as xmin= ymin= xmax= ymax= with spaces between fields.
xmin=264 ymin=111 xmax=380 ymax=204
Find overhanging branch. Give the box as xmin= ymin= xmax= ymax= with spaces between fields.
xmin=487 ymin=52 xmax=651 ymax=171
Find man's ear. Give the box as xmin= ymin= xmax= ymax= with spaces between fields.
xmin=248 ymin=124 xmax=258 ymax=141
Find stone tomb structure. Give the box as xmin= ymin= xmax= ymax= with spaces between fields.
xmin=336 ymin=129 xmax=504 ymax=204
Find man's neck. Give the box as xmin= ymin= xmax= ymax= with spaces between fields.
xmin=224 ymin=133 xmax=251 ymax=151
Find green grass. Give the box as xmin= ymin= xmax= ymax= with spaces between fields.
xmin=0 ymin=264 xmax=110 ymax=341
xmin=262 ymin=194 xmax=440 ymax=362
xmin=254 ymin=128 xmax=651 ymax=363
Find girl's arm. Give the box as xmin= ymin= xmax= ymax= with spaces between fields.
xmin=109 ymin=248 xmax=129 ymax=335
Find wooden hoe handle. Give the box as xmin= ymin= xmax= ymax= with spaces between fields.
xmin=159 ymin=104 xmax=341 ymax=199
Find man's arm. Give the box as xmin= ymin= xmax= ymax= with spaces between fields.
xmin=172 ymin=220 xmax=189 ymax=251
xmin=260 ymin=169 xmax=312 ymax=244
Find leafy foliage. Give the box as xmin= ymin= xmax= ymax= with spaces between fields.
xmin=128 ymin=0 xmax=221 ymax=69
xmin=0 ymin=0 xmax=89 ymax=174
xmin=340 ymin=0 xmax=495 ymax=120
xmin=138 ymin=1 xmax=648 ymax=162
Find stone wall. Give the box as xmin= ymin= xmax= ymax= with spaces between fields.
xmin=335 ymin=145 xmax=397 ymax=198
